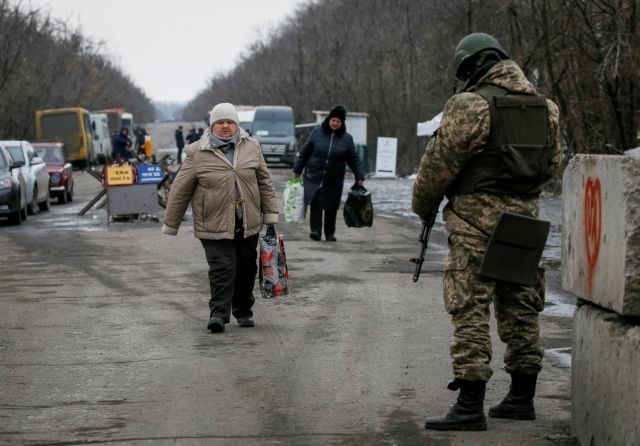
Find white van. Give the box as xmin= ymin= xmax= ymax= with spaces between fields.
xmin=121 ymin=112 xmax=134 ymax=134
xmin=90 ymin=113 xmax=113 ymax=164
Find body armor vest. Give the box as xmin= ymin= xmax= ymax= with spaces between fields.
xmin=447 ymin=86 xmax=551 ymax=198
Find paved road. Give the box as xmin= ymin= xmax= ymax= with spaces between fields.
xmin=0 ymin=168 xmax=577 ymax=445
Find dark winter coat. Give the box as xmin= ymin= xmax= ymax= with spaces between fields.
xmin=111 ymin=133 xmax=132 ymax=160
xmin=175 ymin=129 xmax=185 ymax=149
xmin=293 ymin=119 xmax=364 ymax=210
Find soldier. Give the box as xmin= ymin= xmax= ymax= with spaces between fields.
xmin=412 ymin=33 xmax=561 ymax=431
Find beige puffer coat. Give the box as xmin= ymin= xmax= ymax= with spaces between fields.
xmin=162 ymin=128 xmax=279 ymax=239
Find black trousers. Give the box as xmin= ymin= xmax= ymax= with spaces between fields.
xmin=200 ymin=229 xmax=259 ymax=321
xmin=309 ymin=206 xmax=337 ymax=237
xmin=176 ymin=146 xmax=183 ymax=163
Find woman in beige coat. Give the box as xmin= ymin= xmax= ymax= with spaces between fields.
xmin=162 ymin=103 xmax=279 ymax=333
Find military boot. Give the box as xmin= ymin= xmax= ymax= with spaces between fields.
xmin=424 ymin=379 xmax=487 ymax=431
xmin=488 ymin=372 xmax=537 ymax=420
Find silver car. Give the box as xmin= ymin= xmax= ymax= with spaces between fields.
xmin=1 ymin=140 xmax=50 ymax=214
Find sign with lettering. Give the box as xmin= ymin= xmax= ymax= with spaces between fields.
xmin=375 ymin=137 xmax=397 ymax=177
xmin=105 ymin=165 xmax=135 ymax=186
xmin=137 ymin=164 xmax=164 ymax=184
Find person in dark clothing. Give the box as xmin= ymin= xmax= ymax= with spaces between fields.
xmin=175 ymin=125 xmax=185 ymax=162
xmin=185 ymin=127 xmax=199 ymax=145
xmin=292 ymin=104 xmax=365 ymax=241
xmin=197 ymin=127 xmax=204 ymax=138
xmin=110 ymin=127 xmax=133 ymax=161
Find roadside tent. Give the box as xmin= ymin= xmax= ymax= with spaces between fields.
xmin=416 ymin=112 xmax=442 ymax=137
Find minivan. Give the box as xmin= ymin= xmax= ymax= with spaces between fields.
xmin=90 ymin=113 xmax=113 ymax=163
xmin=35 ymin=107 xmax=95 ymax=168
xmin=251 ymin=106 xmax=296 ymax=167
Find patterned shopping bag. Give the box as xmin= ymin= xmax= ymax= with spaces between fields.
xmin=258 ymin=224 xmax=290 ymax=298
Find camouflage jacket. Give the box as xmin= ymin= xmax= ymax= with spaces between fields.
xmin=412 ymin=60 xmax=561 ymax=245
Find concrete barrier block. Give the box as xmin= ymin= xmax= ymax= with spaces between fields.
xmin=572 ymin=303 xmax=640 ymax=446
xmin=562 ymin=154 xmax=640 ymax=316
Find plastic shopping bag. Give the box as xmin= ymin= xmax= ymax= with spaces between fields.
xmin=283 ymin=178 xmax=305 ymax=223
xmin=343 ymin=186 xmax=373 ymax=228
xmin=258 ymin=224 xmax=290 ymax=298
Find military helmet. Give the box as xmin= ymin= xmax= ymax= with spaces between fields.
xmin=454 ymin=33 xmax=509 ymax=80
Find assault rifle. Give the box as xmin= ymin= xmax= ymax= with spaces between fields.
xmin=410 ymin=215 xmax=436 ymax=282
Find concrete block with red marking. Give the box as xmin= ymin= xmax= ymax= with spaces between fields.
xmin=562 ymin=153 xmax=640 ymax=316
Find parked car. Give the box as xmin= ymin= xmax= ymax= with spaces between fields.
xmin=32 ymin=142 xmax=74 ymax=204
xmin=0 ymin=144 xmax=27 ymax=225
xmin=1 ymin=140 xmax=50 ymax=213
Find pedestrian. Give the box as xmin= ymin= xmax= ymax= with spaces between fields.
xmin=175 ymin=125 xmax=185 ymax=162
xmin=110 ymin=127 xmax=133 ymax=162
xmin=292 ymin=104 xmax=365 ymax=241
xmin=140 ymin=129 xmax=153 ymax=160
xmin=162 ymin=103 xmax=279 ymax=333
xmin=197 ymin=127 xmax=204 ymax=138
xmin=412 ymin=33 xmax=561 ymax=431
xmin=185 ymin=127 xmax=199 ymax=145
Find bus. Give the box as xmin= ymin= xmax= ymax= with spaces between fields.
xmin=35 ymin=107 xmax=95 ymax=167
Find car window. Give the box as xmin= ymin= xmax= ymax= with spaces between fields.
xmin=35 ymin=147 xmax=64 ymax=164
xmin=0 ymin=151 xmax=7 ymax=170
xmin=252 ymin=119 xmax=294 ymax=137
xmin=6 ymin=146 xmax=24 ymax=163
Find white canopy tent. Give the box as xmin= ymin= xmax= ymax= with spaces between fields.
xmin=416 ymin=112 xmax=442 ymax=137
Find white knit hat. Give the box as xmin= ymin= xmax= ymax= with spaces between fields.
xmin=209 ymin=103 xmax=239 ymax=126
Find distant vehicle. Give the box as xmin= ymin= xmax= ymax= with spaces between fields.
xmin=96 ymin=109 xmax=123 ymax=135
xmin=251 ymin=105 xmax=297 ymax=167
xmin=94 ymin=108 xmax=133 ymax=136
xmin=0 ymin=140 xmax=50 ymax=214
xmin=90 ymin=113 xmax=113 ymax=164
xmin=237 ymin=108 xmax=255 ymax=133
xmin=0 ymin=144 xmax=27 ymax=225
xmin=32 ymin=142 xmax=74 ymax=204
xmin=121 ymin=112 xmax=134 ymax=134
xmin=35 ymin=107 xmax=95 ymax=167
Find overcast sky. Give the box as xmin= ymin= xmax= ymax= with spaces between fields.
xmin=29 ymin=0 xmax=309 ymax=103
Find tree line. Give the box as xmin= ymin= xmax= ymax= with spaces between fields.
xmin=183 ymin=0 xmax=639 ymax=175
xmin=0 ymin=0 xmax=154 ymax=140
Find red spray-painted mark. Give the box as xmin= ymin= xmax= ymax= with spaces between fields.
xmin=583 ymin=177 xmax=602 ymax=294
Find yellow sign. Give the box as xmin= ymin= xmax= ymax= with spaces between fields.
xmin=106 ymin=165 xmax=134 ymax=186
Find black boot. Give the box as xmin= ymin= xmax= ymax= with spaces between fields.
xmin=488 ymin=373 xmax=537 ymax=420
xmin=424 ymin=379 xmax=487 ymax=431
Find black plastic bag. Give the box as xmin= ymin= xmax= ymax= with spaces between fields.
xmin=343 ymin=186 xmax=373 ymax=228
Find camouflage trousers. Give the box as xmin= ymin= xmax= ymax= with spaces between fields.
xmin=443 ymin=233 xmax=545 ymax=382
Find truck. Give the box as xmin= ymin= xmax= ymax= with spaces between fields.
xmin=95 ymin=108 xmax=134 ymax=136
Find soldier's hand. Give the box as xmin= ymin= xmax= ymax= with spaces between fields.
xmin=422 ymin=213 xmax=437 ymax=227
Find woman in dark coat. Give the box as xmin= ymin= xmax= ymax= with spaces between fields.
xmin=292 ymin=105 xmax=365 ymax=241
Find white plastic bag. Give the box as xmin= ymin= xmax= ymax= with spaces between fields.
xmin=283 ymin=179 xmax=305 ymax=223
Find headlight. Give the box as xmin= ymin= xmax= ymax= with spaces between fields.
xmin=50 ymin=173 xmax=61 ymax=184
xmin=0 ymin=178 xmax=11 ymax=189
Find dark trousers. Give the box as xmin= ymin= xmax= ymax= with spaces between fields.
xmin=310 ymin=206 xmax=337 ymax=237
xmin=200 ymin=230 xmax=259 ymax=321
xmin=176 ymin=146 xmax=183 ymax=163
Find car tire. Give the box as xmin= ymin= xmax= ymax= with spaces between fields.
xmin=38 ymin=193 xmax=50 ymax=211
xmin=28 ymin=186 xmax=39 ymax=215
xmin=7 ymin=207 xmax=22 ymax=225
